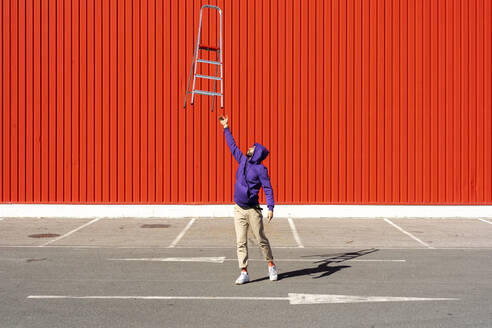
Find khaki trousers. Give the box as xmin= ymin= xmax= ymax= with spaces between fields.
xmin=233 ymin=204 xmax=274 ymax=269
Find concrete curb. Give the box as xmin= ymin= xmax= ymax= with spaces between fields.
xmin=1 ymin=204 xmax=492 ymax=219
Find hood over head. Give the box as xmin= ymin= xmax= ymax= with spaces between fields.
xmin=248 ymin=142 xmax=269 ymax=164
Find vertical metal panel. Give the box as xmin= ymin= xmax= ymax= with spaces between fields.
xmin=1 ymin=0 xmax=491 ymax=205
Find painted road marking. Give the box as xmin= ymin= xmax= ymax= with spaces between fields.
xmin=108 ymin=257 xmax=405 ymax=263
xmin=3 ymin=244 xmax=492 ymax=250
xmin=287 ymin=293 xmax=459 ymax=304
xmin=478 ymin=218 xmax=492 ymax=225
xmin=40 ymin=218 xmax=101 ymax=247
xmin=5 ymin=245 xmax=492 ymax=250
xmin=384 ymin=218 xmax=434 ymax=249
xmin=27 ymin=293 xmax=459 ymax=304
xmin=168 ymin=218 xmax=196 ymax=248
xmin=288 ymin=217 xmax=304 ymax=248
xmin=109 ymin=257 xmax=226 ymax=263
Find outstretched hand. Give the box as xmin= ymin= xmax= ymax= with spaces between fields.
xmin=218 ymin=115 xmax=229 ymax=128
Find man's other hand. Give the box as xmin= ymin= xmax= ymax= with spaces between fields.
xmin=267 ymin=210 xmax=273 ymax=223
xmin=218 ymin=115 xmax=229 ymax=128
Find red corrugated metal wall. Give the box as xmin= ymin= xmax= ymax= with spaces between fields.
xmin=1 ymin=0 xmax=491 ymax=204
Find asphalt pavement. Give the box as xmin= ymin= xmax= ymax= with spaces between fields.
xmin=0 ymin=217 xmax=491 ymax=327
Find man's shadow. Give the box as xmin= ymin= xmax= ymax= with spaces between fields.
xmin=249 ymin=248 xmax=378 ymax=283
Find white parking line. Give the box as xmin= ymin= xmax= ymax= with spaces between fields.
xmin=168 ymin=218 xmax=196 ymax=248
xmin=107 ymin=257 xmax=406 ymax=263
xmin=28 ymin=295 xmax=287 ymax=301
xmin=478 ymin=218 xmax=492 ymax=225
xmin=288 ymin=217 xmax=304 ymax=248
xmin=109 ymin=257 xmax=226 ymax=263
xmin=27 ymin=293 xmax=459 ymax=304
xmin=383 ymin=218 xmax=434 ymax=249
xmin=3 ymin=245 xmax=492 ymax=250
xmin=39 ymin=218 xmax=101 ymax=247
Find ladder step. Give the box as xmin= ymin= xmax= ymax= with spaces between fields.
xmin=199 ymin=44 xmax=219 ymax=51
xmin=197 ymin=59 xmax=221 ymax=65
xmin=196 ymin=74 xmax=222 ymax=81
xmin=193 ymin=90 xmax=222 ymax=97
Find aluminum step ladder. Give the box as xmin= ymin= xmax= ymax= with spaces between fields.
xmin=183 ymin=5 xmax=223 ymax=112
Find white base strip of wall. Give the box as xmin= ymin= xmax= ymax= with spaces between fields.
xmin=1 ymin=204 xmax=492 ymax=219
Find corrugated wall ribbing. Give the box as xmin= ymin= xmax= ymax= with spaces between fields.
xmin=1 ymin=0 xmax=491 ymax=204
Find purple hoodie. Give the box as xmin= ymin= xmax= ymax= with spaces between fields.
xmin=223 ymin=127 xmax=275 ymax=211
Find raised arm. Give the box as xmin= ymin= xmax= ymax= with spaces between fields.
xmin=218 ymin=115 xmax=245 ymax=163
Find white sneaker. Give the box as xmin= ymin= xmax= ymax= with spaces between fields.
xmin=268 ymin=265 xmax=278 ymax=281
xmin=235 ymin=272 xmax=250 ymax=285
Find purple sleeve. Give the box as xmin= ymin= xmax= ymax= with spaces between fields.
xmin=259 ymin=166 xmax=275 ymax=211
xmin=224 ymin=127 xmax=245 ymax=163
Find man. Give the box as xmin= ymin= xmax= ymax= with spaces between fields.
xmin=218 ymin=115 xmax=278 ymax=285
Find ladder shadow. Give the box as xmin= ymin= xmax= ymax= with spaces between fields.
xmin=249 ymin=248 xmax=378 ymax=283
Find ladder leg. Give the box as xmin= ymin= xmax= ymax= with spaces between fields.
xmin=220 ymin=61 xmax=223 ymax=108
xmin=191 ymin=8 xmax=205 ymax=105
xmin=211 ymin=51 xmax=220 ymax=112
xmin=219 ymin=8 xmax=223 ymax=108
xmin=183 ymin=57 xmax=195 ymax=108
